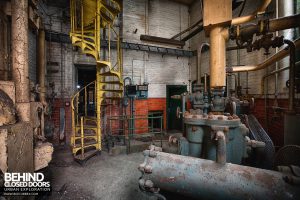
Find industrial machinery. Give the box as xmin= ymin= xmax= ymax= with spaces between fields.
xmin=138 ymin=0 xmax=300 ymax=199
xmin=69 ymin=0 xmax=123 ymax=162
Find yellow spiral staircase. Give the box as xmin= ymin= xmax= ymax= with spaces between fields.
xmin=70 ymin=0 xmax=123 ymax=161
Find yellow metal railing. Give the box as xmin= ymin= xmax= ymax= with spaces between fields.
xmin=70 ymin=0 xmax=123 ymax=158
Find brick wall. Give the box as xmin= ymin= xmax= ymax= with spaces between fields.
xmin=251 ymin=98 xmax=288 ymax=148
xmin=106 ymin=98 xmax=167 ymax=135
xmin=51 ymin=98 xmax=72 ymax=144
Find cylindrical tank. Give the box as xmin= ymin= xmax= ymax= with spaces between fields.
xmin=139 ymin=150 xmax=300 ymax=200
xmin=182 ymin=113 xmax=248 ymax=164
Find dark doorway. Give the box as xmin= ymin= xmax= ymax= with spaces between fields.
xmin=166 ymin=85 xmax=187 ymax=131
xmin=77 ymin=65 xmax=96 ymax=88
xmin=76 ymin=65 xmax=96 ymax=116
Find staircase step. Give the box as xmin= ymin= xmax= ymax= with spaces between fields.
xmin=102 ymin=89 xmax=123 ymax=92
xmin=99 ymin=71 xmax=120 ymax=76
xmin=111 ymin=0 xmax=122 ymax=6
xmin=75 ymin=124 xmax=97 ymax=130
xmin=102 ymin=2 xmax=120 ymax=16
xmin=100 ymin=11 xmax=113 ymax=24
xmin=74 ymin=149 xmax=99 ymax=161
xmin=75 ymin=131 xmax=96 ymax=137
xmin=105 ymin=97 xmax=122 ymax=100
xmin=75 ymin=139 xmax=97 ymax=148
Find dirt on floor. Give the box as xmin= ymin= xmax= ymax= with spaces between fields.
xmin=46 ymin=146 xmax=157 ymax=200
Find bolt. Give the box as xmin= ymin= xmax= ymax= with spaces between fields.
xmin=149 ymin=151 xmax=157 ymax=158
xmin=144 ymin=165 xmax=152 ymax=173
xmin=138 ymin=163 xmax=146 ymax=171
xmin=139 ymin=179 xmax=145 ymax=186
xmin=145 ymin=180 xmax=154 ymax=188
xmin=232 ymin=114 xmax=239 ymax=119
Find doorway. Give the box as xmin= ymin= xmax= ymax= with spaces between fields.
xmin=166 ymin=85 xmax=187 ymax=131
xmin=76 ymin=64 xmax=96 ymax=116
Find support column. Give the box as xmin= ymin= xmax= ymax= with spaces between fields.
xmin=11 ymin=0 xmax=30 ymax=121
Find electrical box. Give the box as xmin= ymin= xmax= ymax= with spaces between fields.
xmin=125 ymin=84 xmax=148 ymax=99
xmin=137 ymin=84 xmax=148 ymax=99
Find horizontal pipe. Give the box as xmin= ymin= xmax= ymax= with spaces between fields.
xmin=171 ymin=19 xmax=203 ymax=39
xmin=236 ymin=14 xmax=300 ymax=40
xmin=268 ymin=14 xmax=300 ymax=32
xmin=231 ymin=0 xmax=271 ymax=25
xmin=181 ymin=25 xmax=204 ymax=42
xmin=261 ymin=66 xmax=289 ymax=95
xmin=261 ymin=61 xmax=300 ymax=95
xmin=227 ymin=38 xmax=300 ymax=72
xmin=139 ymin=150 xmax=300 ymax=200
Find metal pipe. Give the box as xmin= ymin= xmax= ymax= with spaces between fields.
xmin=233 ymin=14 xmax=300 ymax=41
xmin=139 ymin=150 xmax=300 ymax=200
xmin=261 ymin=61 xmax=300 ymax=95
xmin=227 ymin=38 xmax=300 ymax=72
xmin=37 ymin=27 xmax=47 ymax=105
xmin=171 ymin=19 xmax=203 ymax=39
xmin=284 ymin=39 xmax=296 ymax=112
xmin=197 ymin=43 xmax=210 ymax=84
xmin=261 ymin=66 xmax=290 ymax=95
xmin=231 ymin=0 xmax=271 ymax=25
xmin=268 ymin=14 xmax=300 ymax=33
xmin=209 ymin=27 xmax=227 ymax=88
xmin=11 ymin=0 xmax=30 ymax=121
xmin=216 ymin=131 xmax=226 ymax=165
xmin=38 ymin=26 xmax=47 ymax=138
xmin=227 ymin=74 xmax=238 ymax=95
xmin=204 ymin=73 xmax=208 ymax=93
xmin=274 ymin=0 xmax=279 ymax=99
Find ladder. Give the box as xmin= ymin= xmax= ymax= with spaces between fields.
xmin=69 ymin=0 xmax=123 ymax=162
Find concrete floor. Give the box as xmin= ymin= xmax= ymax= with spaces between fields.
xmin=48 ymin=146 xmax=156 ymax=200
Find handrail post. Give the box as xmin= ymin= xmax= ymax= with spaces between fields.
xmin=81 ymin=116 xmax=84 ymax=158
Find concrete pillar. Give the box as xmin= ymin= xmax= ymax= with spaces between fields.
xmin=11 ymin=0 xmax=30 ymax=121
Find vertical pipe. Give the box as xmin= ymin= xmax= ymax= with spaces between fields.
xmin=216 ymin=131 xmax=226 ymax=165
xmin=275 ymin=0 xmax=279 ymax=98
xmin=204 ymin=73 xmax=208 ymax=93
xmin=197 ymin=43 xmax=209 ymax=84
xmin=209 ymin=27 xmax=227 ymax=88
xmin=11 ymin=0 xmax=30 ymax=121
xmin=37 ymin=28 xmax=46 ymax=104
xmin=284 ymin=39 xmax=296 ymax=112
